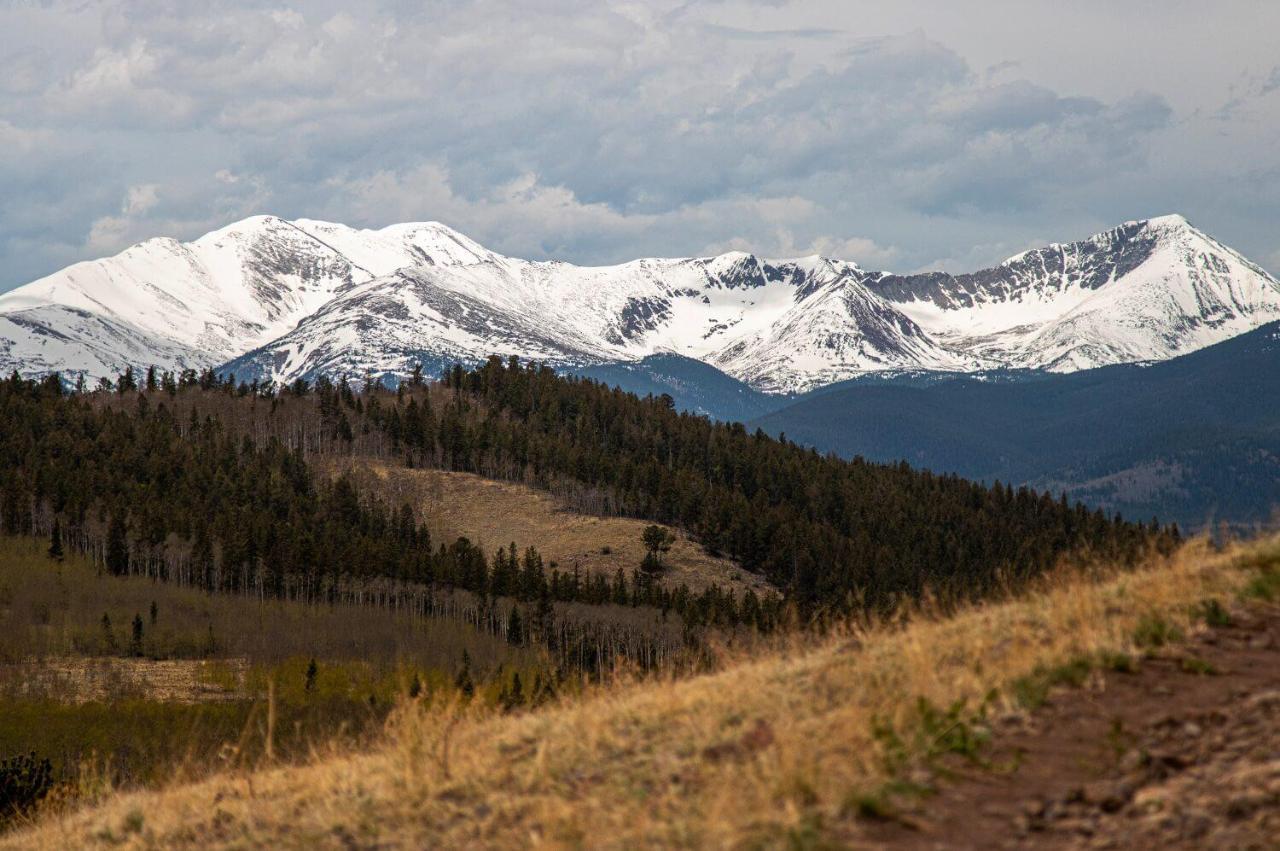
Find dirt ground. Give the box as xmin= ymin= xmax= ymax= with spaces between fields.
xmin=866 ymin=603 xmax=1280 ymax=849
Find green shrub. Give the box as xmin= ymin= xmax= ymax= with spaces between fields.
xmin=1098 ymin=651 xmax=1138 ymax=673
xmin=1242 ymin=569 xmax=1280 ymax=602
xmin=1132 ymin=615 xmax=1183 ymax=650
xmin=1011 ymin=656 xmax=1093 ymax=710
xmin=0 ymin=750 xmax=54 ymax=822
xmin=1179 ymin=656 xmax=1218 ymax=676
xmin=1193 ymin=598 xmax=1232 ymax=627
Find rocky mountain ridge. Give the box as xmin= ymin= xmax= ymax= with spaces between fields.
xmin=3 ymin=214 xmax=1278 ymax=393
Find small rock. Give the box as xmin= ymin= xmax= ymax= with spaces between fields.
xmin=1083 ymin=780 xmax=1134 ymax=813
xmin=1058 ymin=815 xmax=1097 ymax=836
xmin=1132 ymin=787 xmax=1166 ymax=814
xmin=1021 ymin=798 xmax=1047 ymax=819
xmin=1243 ymin=690 xmax=1280 ymax=710
xmin=1148 ymin=752 xmax=1193 ymax=775
xmin=1118 ymin=750 xmax=1145 ymax=773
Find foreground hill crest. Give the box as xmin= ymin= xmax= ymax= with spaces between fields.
xmin=2 ymin=213 xmax=1278 ymax=392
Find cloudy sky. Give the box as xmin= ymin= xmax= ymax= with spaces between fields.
xmin=2 ymin=0 xmax=1279 ymax=293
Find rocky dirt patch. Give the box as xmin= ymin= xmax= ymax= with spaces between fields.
xmin=867 ymin=604 xmax=1280 ymax=849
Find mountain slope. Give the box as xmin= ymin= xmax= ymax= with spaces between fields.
xmin=711 ymin=265 xmax=976 ymax=392
xmin=0 ymin=217 xmax=500 ymax=380
xmin=3 ymin=214 xmax=1278 ymax=394
xmin=874 ymin=214 xmax=1280 ymax=372
xmin=749 ymin=320 xmax=1280 ymax=528
xmin=0 ymin=304 xmax=206 ymax=382
xmin=574 ymin=353 xmax=790 ymax=421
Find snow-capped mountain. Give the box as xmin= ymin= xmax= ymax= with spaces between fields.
xmin=0 ymin=216 xmax=503 ymax=380
xmin=2 ymin=213 xmax=1278 ymax=394
xmin=224 ymin=249 xmax=964 ymax=391
xmin=709 ymin=257 xmax=977 ymax=392
xmin=871 ymin=215 xmax=1280 ymax=373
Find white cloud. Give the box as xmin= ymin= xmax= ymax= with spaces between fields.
xmin=0 ymin=0 xmax=1276 ymax=290
xmin=85 ymin=184 xmax=160 ymax=252
xmin=123 ymin=184 xmax=158 ymax=215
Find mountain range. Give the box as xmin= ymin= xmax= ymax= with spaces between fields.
xmin=3 ymin=213 xmax=1278 ymax=395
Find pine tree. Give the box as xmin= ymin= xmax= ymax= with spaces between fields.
xmin=117 ymin=366 xmax=137 ymax=393
xmin=106 ymin=513 xmax=128 ymax=576
xmin=454 ymin=650 xmax=475 ymax=699
xmin=100 ymin=613 xmax=117 ymax=653
xmin=47 ymin=520 xmax=64 ymax=562
xmin=130 ymin=613 xmax=144 ymax=656
xmin=641 ymin=525 xmax=674 ymax=571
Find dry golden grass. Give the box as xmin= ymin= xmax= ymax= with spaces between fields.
xmin=0 ymin=657 xmax=246 ymax=704
xmin=323 ymin=458 xmax=774 ymax=596
xmin=0 ymin=536 xmax=534 ymax=673
xmin=9 ymin=536 xmax=1276 ymax=849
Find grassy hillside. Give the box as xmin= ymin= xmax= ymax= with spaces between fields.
xmin=9 ymin=535 xmax=1275 ymax=848
xmin=0 ymin=538 xmax=534 ymax=670
xmin=0 ymin=537 xmax=555 ymax=795
xmin=0 ymin=364 xmax=1197 ymax=843
xmin=321 ymin=459 xmax=773 ymax=596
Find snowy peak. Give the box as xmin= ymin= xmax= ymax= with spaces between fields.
xmin=289 ymin=219 xmax=503 ymax=271
xmin=0 ymin=214 xmax=505 ymax=381
xmin=2 ymin=212 xmax=1278 ymax=394
xmin=873 ymin=215 xmax=1280 ymax=374
xmin=699 ymin=251 xmax=768 ymax=290
xmin=712 ymin=272 xmax=971 ymax=392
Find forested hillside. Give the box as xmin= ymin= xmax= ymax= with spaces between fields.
xmin=749 ymin=321 xmax=1280 ymax=530
xmin=406 ymin=357 xmax=1178 ymax=606
xmin=0 ymin=370 xmax=774 ymax=682
xmin=1 ymin=359 xmax=1177 ymax=645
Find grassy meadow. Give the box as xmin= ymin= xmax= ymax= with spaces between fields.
xmin=7 ymin=532 xmax=1277 ymax=848
xmin=0 ymin=537 xmax=536 ymax=668
xmin=321 ymin=457 xmax=775 ymax=596
xmin=0 ymin=536 xmax=555 ymax=812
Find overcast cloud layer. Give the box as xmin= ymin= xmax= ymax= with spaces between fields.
xmin=2 ymin=0 xmax=1279 ymax=292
